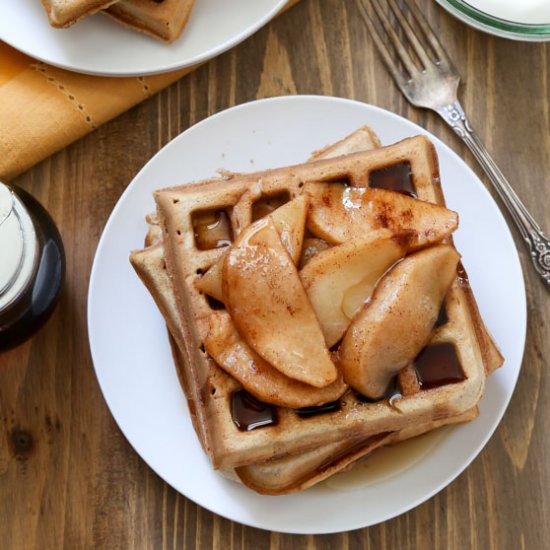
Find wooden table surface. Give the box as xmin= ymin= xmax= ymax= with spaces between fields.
xmin=1 ymin=1 xmax=549 ymax=548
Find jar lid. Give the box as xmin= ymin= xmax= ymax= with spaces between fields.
xmin=0 ymin=183 xmax=37 ymax=311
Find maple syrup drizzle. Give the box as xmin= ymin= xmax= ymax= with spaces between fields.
xmin=434 ymin=300 xmax=448 ymax=328
xmin=206 ymin=295 xmax=225 ymax=310
xmin=320 ymin=176 xmax=352 ymax=187
xmin=324 ymin=427 xmax=447 ymax=490
xmin=456 ymin=261 xmax=470 ymax=287
xmin=317 ymin=432 xmax=392 ymax=473
xmin=414 ymin=342 xmax=466 ymax=389
xmin=251 ymin=192 xmax=290 ymax=221
xmin=369 ymin=162 xmax=416 ymax=197
xmin=231 ymin=390 xmax=278 ymax=431
xmin=0 ymin=186 xmax=65 ymax=350
xmin=296 ymin=400 xmax=341 ymax=418
xmin=192 ymin=210 xmax=233 ymax=250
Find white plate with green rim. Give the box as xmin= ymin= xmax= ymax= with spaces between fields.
xmin=436 ymin=0 xmax=550 ymax=41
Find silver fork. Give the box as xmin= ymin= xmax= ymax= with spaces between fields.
xmin=356 ymin=0 xmax=550 ymax=288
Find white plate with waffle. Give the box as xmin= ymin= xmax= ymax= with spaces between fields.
xmin=88 ymin=95 xmax=526 ymax=533
xmin=0 ymin=0 xmax=287 ymax=76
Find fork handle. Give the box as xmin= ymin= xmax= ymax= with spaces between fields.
xmin=437 ymin=100 xmax=550 ymax=288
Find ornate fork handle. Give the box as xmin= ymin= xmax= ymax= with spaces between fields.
xmin=437 ymin=100 xmax=550 ymax=287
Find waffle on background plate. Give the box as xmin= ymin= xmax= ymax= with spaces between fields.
xmin=41 ymin=0 xmax=118 ymax=27
xmin=130 ymin=126 xmax=503 ymax=495
xmin=104 ymin=0 xmax=196 ymax=43
xmin=42 ymin=0 xmax=196 ymax=43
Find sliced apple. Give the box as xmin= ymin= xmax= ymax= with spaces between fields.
xmin=223 ymin=218 xmax=337 ymax=388
xmin=195 ymin=196 xmax=308 ymax=301
xmin=195 ymin=253 xmax=226 ymax=302
xmin=304 ymin=183 xmax=458 ymax=248
xmin=300 ymin=229 xmax=412 ymax=348
xmin=270 ymin=195 xmax=308 ymax=265
xmin=205 ymin=311 xmax=348 ymax=408
xmin=299 ymin=237 xmax=331 ymax=268
xmin=339 ymin=244 xmax=460 ymax=399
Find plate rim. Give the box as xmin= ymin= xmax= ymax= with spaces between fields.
xmin=87 ymin=94 xmax=527 ymax=533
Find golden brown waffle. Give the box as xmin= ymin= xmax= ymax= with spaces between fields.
xmin=135 ymin=131 xmax=502 ymax=476
xmin=131 ymin=239 xmax=483 ymax=494
xmin=131 ymin=126 xmax=502 ymax=493
xmin=104 ymin=0 xmax=196 ymax=43
xmin=132 ymin=125 xmax=384 ymax=484
xmin=232 ymin=407 xmax=479 ymax=494
xmin=41 ymin=0 xmax=117 ymax=27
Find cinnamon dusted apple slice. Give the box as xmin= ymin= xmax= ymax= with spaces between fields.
xmin=223 ymin=218 xmax=337 ymax=388
xmin=300 ymin=229 xmax=413 ymax=347
xmin=195 ymin=196 xmax=308 ymax=301
xmin=205 ymin=311 xmax=347 ymax=408
xmin=196 ymin=254 xmax=225 ymax=302
xmin=339 ymin=244 xmax=460 ymax=399
xmin=299 ymin=237 xmax=331 ymax=268
xmin=270 ymin=195 xmax=308 ymax=265
xmin=305 ymin=183 xmax=458 ymax=248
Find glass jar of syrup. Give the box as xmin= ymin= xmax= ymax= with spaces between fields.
xmin=0 ymin=182 xmax=65 ymax=350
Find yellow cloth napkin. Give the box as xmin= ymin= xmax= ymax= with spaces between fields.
xmin=0 ymin=1 xmax=299 ymax=181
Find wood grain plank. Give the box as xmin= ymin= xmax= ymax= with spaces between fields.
xmin=1 ymin=0 xmax=549 ymax=548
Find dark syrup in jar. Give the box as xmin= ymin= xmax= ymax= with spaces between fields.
xmin=0 ymin=184 xmax=65 ymax=350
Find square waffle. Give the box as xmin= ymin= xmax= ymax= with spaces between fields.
xmin=104 ymin=0 xmax=196 ymax=43
xmin=130 ymin=127 xmax=503 ymax=493
xmin=131 ymin=240 xmax=482 ymax=494
xmin=41 ymin=0 xmax=118 ymax=27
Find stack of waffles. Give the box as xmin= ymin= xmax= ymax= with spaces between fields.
xmin=130 ymin=126 xmax=503 ymax=495
xmin=41 ymin=0 xmax=195 ymax=42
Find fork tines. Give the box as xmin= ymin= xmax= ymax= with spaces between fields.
xmin=355 ymin=0 xmax=452 ymax=83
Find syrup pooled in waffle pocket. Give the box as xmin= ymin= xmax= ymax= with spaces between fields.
xmin=130 ymin=127 xmax=503 ymax=495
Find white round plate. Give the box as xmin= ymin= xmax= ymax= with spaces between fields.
xmin=0 ymin=0 xmax=287 ymax=76
xmin=88 ymin=96 xmax=526 ymax=534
